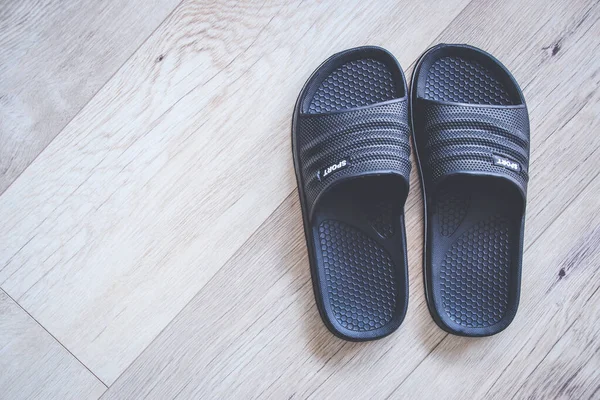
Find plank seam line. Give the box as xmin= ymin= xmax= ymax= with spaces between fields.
xmin=0 ymin=288 xmax=109 ymax=389
xmin=102 ymin=190 xmax=297 ymax=394
xmin=103 ymin=0 xmax=479 ymax=390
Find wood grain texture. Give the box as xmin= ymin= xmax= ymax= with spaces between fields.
xmin=1 ymin=0 xmax=599 ymax=397
xmin=499 ymin=286 xmax=600 ymax=400
xmin=0 ymin=0 xmax=473 ymax=384
xmin=392 ymin=177 xmax=600 ymax=400
xmin=102 ymin=179 xmax=600 ymax=399
xmin=100 ymin=0 xmax=600 ymax=397
xmin=0 ymin=289 xmax=106 ymax=399
xmin=0 ymin=0 xmax=181 ymax=194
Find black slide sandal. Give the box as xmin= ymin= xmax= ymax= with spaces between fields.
xmin=411 ymin=44 xmax=530 ymax=336
xmin=292 ymin=47 xmax=411 ymax=341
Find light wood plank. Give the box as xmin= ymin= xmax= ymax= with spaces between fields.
xmin=102 ymin=176 xmax=600 ymax=399
xmin=0 ymin=289 xmax=106 ymax=400
xmin=0 ymin=0 xmax=472 ymax=384
xmin=488 ymin=279 xmax=600 ymax=399
xmin=0 ymin=0 xmax=181 ymax=194
xmin=100 ymin=0 xmax=600 ymax=397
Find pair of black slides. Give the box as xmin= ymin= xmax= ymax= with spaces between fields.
xmin=292 ymin=44 xmax=530 ymax=340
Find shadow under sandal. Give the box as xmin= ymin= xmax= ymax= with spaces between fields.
xmin=411 ymin=44 xmax=530 ymax=336
xmin=292 ymin=46 xmax=411 ymax=341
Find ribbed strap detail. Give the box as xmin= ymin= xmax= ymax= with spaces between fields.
xmin=296 ymin=100 xmax=411 ymax=218
xmin=418 ymin=99 xmax=530 ymax=194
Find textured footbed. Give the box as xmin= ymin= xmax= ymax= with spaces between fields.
xmin=307 ymin=58 xmax=397 ymax=113
xmin=423 ymin=55 xmax=516 ymax=105
xmin=415 ymin=48 xmax=524 ymax=335
xmin=299 ymin=52 xmax=408 ymax=339
xmin=312 ymin=178 xmax=407 ymax=334
xmin=432 ymin=177 xmax=521 ymax=329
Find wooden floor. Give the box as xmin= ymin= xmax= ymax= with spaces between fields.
xmin=1 ymin=0 xmax=599 ymax=398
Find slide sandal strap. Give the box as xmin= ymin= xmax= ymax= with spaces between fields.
xmin=296 ymin=100 xmax=411 ymax=219
xmin=418 ymin=99 xmax=530 ymax=195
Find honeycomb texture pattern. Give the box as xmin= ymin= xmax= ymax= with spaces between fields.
xmin=318 ymin=220 xmax=397 ymax=331
xmin=365 ymin=200 xmax=395 ymax=238
xmin=437 ymin=189 xmax=470 ymax=236
xmin=440 ymin=215 xmax=510 ymax=327
xmin=424 ymin=56 xmax=515 ymax=105
xmin=418 ymin=101 xmax=530 ymax=195
xmin=308 ymin=59 xmax=396 ymax=113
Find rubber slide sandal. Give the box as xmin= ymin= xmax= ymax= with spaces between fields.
xmin=411 ymin=44 xmax=530 ymax=336
xmin=292 ymin=46 xmax=411 ymax=341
